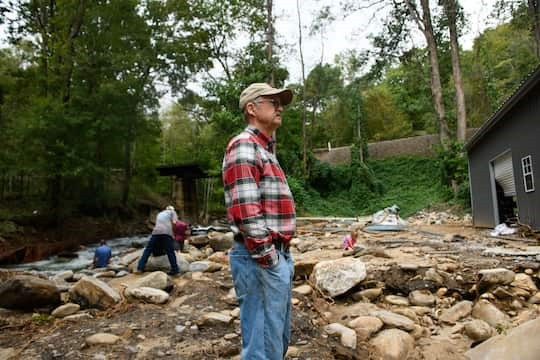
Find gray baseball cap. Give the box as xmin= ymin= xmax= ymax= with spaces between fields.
xmin=239 ymin=83 xmax=293 ymax=110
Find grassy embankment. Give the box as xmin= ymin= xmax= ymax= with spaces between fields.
xmin=295 ymin=156 xmax=459 ymax=218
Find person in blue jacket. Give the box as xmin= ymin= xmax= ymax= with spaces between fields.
xmin=93 ymin=240 xmax=112 ymax=268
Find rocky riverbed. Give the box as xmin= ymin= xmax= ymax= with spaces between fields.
xmin=1 ymin=215 xmax=539 ymax=359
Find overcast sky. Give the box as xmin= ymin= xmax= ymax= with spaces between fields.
xmin=0 ymin=1 xmax=500 ymax=109
xmin=177 ymin=0 xmax=500 ymax=108
xmin=274 ymin=0 xmax=499 ymax=85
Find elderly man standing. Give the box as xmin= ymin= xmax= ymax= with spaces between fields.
xmin=222 ymin=83 xmax=296 ymax=360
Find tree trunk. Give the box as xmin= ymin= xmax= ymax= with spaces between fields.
xmin=444 ymin=0 xmax=467 ymax=141
xmin=266 ymin=0 xmax=275 ymax=86
xmin=528 ymin=0 xmax=540 ymax=59
xmin=122 ymin=140 xmax=132 ymax=207
xmin=63 ymin=0 xmax=86 ymax=103
xmin=405 ymin=0 xmax=450 ymax=145
xmin=357 ymin=102 xmax=364 ymax=163
xmin=310 ymin=98 xmax=317 ymax=161
xmin=297 ymin=0 xmax=308 ymax=177
xmin=266 ymin=0 xmax=277 ymax=153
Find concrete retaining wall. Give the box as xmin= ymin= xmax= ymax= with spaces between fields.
xmin=313 ymin=129 xmax=478 ymax=165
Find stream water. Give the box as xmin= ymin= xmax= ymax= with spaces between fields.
xmin=5 ymin=235 xmax=150 ymax=275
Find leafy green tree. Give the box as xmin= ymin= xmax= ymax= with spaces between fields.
xmin=306 ymin=64 xmax=344 ymax=150
xmin=1 ymin=0 xmax=227 ymax=213
xmin=465 ymin=20 xmax=538 ymax=126
xmin=384 ymin=48 xmax=437 ymax=134
xmin=362 ymin=84 xmax=412 ymax=141
xmin=494 ymin=0 xmax=540 ymax=59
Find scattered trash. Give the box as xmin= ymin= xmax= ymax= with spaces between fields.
xmin=490 ymin=223 xmax=518 ymax=237
xmin=364 ymin=224 xmax=407 ymax=232
xmin=189 ymin=225 xmax=230 ymax=235
xmin=408 ymin=211 xmax=472 ymax=225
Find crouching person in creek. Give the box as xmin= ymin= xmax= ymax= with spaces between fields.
xmin=222 ymin=83 xmax=296 ymax=359
xmin=93 ymin=240 xmax=112 ymax=268
xmin=135 ymin=205 xmax=180 ymax=276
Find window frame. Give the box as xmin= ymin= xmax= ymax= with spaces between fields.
xmin=521 ymin=155 xmax=535 ymax=193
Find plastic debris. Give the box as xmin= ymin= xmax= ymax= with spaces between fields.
xmin=490 ymin=223 xmax=518 ymax=236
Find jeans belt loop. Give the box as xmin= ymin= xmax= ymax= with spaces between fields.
xmin=234 ymin=232 xmax=244 ymax=243
xmin=274 ymin=240 xmax=290 ymax=253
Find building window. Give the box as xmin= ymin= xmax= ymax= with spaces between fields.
xmin=521 ymin=155 xmax=535 ymax=192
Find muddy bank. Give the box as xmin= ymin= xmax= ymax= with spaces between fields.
xmin=0 ymin=214 xmax=149 ymax=265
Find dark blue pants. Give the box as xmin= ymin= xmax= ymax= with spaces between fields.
xmin=137 ymin=234 xmax=179 ymax=273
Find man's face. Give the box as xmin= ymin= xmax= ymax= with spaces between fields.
xmin=247 ymin=95 xmax=284 ymax=135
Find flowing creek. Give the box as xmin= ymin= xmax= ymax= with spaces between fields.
xmin=5 ymin=235 xmax=149 ymax=274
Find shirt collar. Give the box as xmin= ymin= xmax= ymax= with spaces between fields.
xmin=245 ymin=125 xmax=275 ymax=152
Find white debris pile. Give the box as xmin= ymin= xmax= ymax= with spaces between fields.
xmin=372 ymin=205 xmax=408 ymax=226
xmin=408 ymin=210 xmax=472 ymax=225
xmin=490 ymin=223 xmax=518 ymax=236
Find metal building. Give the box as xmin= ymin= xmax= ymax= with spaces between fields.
xmin=466 ymin=65 xmax=540 ymax=230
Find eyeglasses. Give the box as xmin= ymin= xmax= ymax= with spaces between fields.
xmin=254 ymin=98 xmax=282 ymax=109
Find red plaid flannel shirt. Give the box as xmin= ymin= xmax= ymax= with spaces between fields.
xmin=222 ymin=126 xmax=296 ymax=267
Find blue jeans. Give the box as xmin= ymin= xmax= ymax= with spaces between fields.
xmin=137 ymin=234 xmax=179 ymax=273
xmin=229 ymin=241 xmax=294 ymax=360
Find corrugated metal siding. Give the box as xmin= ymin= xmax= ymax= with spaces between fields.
xmin=493 ymin=152 xmax=516 ymax=196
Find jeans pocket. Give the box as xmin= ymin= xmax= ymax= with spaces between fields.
xmin=229 ymin=253 xmax=253 ymax=298
xmin=288 ymin=257 xmax=294 ymax=283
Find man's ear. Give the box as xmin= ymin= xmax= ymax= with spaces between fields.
xmin=245 ymin=102 xmax=257 ymax=118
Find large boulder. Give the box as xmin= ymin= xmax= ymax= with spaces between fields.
xmin=145 ymin=254 xmax=190 ymax=273
xmin=189 ymin=261 xmax=223 ymax=273
xmin=85 ymin=333 xmax=120 ymax=346
xmin=478 ymin=269 xmax=516 ymax=288
xmin=465 ymin=318 xmax=540 ymax=360
xmin=0 ymin=275 xmax=60 ymax=311
xmin=51 ymin=303 xmax=80 ymax=318
xmin=69 ymin=276 xmax=121 ymax=309
xmin=197 ymin=312 xmax=233 ymax=326
xmin=131 ymin=271 xmax=171 ymax=290
xmin=118 ymin=250 xmax=143 ymax=266
xmin=125 ymin=287 xmax=169 ymax=304
xmin=511 ymin=273 xmax=538 ymax=294
xmin=373 ymin=310 xmax=416 ymax=331
xmin=439 ymin=300 xmax=473 ymax=324
xmin=189 ymin=234 xmax=210 ymax=248
xmin=207 ymin=231 xmax=234 ymax=252
xmin=471 ymin=300 xmax=509 ymax=328
xmin=311 ymin=258 xmax=367 ymax=297
xmin=409 ymin=290 xmax=435 ymax=307
xmin=371 ymin=329 xmax=414 ymax=360
xmin=464 ymin=319 xmax=494 ymax=342
xmin=347 ymin=316 xmax=383 ymax=339
xmin=208 ymin=251 xmax=229 ymax=265
xmin=324 ymin=323 xmax=357 ymax=349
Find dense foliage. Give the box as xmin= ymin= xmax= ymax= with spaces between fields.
xmin=291 ymin=156 xmax=447 ymax=217
xmin=0 ymin=0 xmax=538 ymax=221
